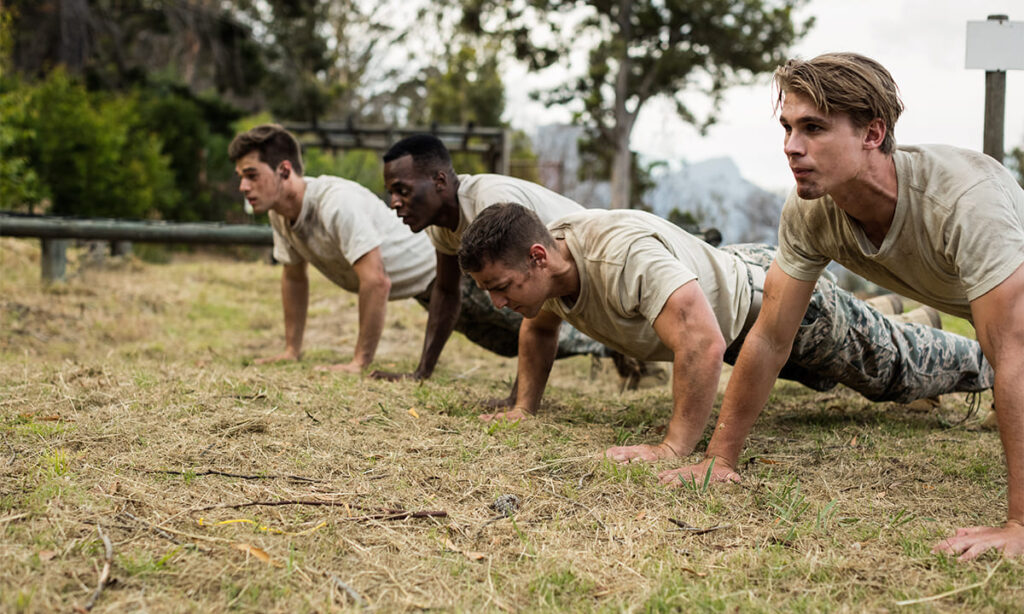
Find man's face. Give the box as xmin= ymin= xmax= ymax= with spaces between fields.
xmin=383 ymin=155 xmax=446 ymax=232
xmin=779 ymin=92 xmax=870 ymax=200
xmin=469 ymin=257 xmax=549 ymax=318
xmin=235 ymin=151 xmax=284 ymax=214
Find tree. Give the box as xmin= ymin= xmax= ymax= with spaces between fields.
xmin=1009 ymin=145 xmax=1024 ymax=189
xmin=460 ymin=0 xmax=811 ymax=208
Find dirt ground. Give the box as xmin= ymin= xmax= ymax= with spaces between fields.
xmin=1 ymin=237 xmax=1022 ymax=612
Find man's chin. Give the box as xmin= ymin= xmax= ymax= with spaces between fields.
xmin=795 ymin=182 xmax=825 ymax=200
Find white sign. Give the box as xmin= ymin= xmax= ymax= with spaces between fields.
xmin=966 ymin=19 xmax=1024 ymax=70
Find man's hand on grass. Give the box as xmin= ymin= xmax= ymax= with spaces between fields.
xmin=657 ymin=457 xmax=741 ymax=487
xmin=604 ymin=442 xmax=681 ymax=464
xmin=478 ymin=408 xmax=531 ymax=423
xmin=314 ymin=361 xmax=364 ymax=374
xmin=932 ymin=521 xmax=1024 ymax=561
xmin=254 ymin=350 xmax=300 ymax=365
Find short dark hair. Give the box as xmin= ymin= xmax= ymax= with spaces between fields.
xmin=458 ymin=203 xmax=555 ymax=273
xmin=228 ymin=124 xmax=305 ymax=175
xmin=383 ymin=134 xmax=453 ymax=175
xmin=774 ymin=52 xmax=904 ymax=154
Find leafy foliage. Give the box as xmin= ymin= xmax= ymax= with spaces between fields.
xmin=459 ymin=0 xmax=811 ymax=207
xmin=1 ymin=69 xmax=177 ymax=218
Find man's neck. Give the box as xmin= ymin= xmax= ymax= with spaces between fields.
xmin=275 ymin=178 xmax=306 ymax=224
xmin=548 ymin=239 xmax=580 ymax=304
xmin=830 ymin=153 xmax=898 ymax=248
xmin=438 ymin=173 xmax=462 ymax=231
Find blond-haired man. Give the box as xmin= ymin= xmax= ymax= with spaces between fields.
xmin=670 ymin=53 xmax=1024 ymax=561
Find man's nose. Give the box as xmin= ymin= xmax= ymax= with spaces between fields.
xmin=388 ymin=193 xmax=402 ymax=209
xmin=239 ymin=178 xmax=251 ymax=193
xmin=488 ymin=291 xmax=506 ymax=308
xmin=784 ymin=132 xmax=804 ymax=157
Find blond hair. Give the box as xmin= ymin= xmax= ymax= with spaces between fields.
xmin=774 ymin=52 xmax=904 ymax=154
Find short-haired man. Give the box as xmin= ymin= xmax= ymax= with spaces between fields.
xmin=375 ymin=134 xmax=607 ymax=391
xmin=457 ymin=204 xmax=992 ymax=465
xmin=229 ymin=124 xmax=435 ymax=371
xmin=674 ymin=52 xmax=1024 ymax=560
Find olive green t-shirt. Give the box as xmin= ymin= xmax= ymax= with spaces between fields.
xmin=542 ymin=209 xmax=753 ymax=362
xmin=777 ymin=145 xmax=1024 ymax=321
xmin=426 ymin=174 xmax=584 ymax=255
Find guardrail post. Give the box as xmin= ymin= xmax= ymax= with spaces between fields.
xmin=40 ymin=238 xmax=69 ymax=282
xmin=111 ymin=240 xmax=132 ymax=257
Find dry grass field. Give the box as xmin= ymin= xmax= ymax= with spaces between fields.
xmin=1 ymin=236 xmax=1022 ymax=612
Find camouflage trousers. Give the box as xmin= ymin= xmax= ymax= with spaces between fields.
xmin=415 ymin=276 xmax=608 ymax=359
xmin=720 ymin=244 xmax=994 ymax=402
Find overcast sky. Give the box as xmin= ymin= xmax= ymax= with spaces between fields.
xmin=504 ymin=1 xmax=1024 ymax=192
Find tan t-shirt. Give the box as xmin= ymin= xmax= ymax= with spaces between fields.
xmin=777 ymin=145 xmax=1024 ymax=321
xmin=542 ymin=209 xmax=753 ymax=362
xmin=269 ymin=176 xmax=434 ymax=299
xmin=426 ymin=174 xmax=584 ymax=255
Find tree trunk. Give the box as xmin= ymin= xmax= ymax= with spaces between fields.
xmin=609 ymin=0 xmax=634 ymax=209
xmin=610 ymin=128 xmax=632 ymax=209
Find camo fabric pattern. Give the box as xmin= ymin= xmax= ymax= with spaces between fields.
xmin=721 ymin=244 xmax=993 ymax=402
xmin=415 ymin=276 xmax=607 ymax=359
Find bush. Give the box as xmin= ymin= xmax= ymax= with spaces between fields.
xmin=1 ymin=69 xmax=178 ymax=218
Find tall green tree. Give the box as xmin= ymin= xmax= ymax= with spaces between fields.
xmin=460 ymin=0 xmax=811 ymax=208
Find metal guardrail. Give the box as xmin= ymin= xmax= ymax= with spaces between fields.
xmin=0 ymin=212 xmax=272 ymax=281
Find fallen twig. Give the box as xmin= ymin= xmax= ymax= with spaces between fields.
xmin=140 ymin=468 xmax=319 ymax=483
xmin=668 ymin=518 xmax=732 ymax=536
xmin=82 ymin=525 xmax=113 ymax=611
xmin=192 ymin=499 xmax=446 ymax=520
xmin=328 ymin=572 xmax=367 ymax=607
xmin=895 ymin=559 xmax=1003 ymax=606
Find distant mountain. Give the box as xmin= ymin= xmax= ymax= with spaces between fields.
xmin=532 ymin=124 xmax=784 ymax=244
xmin=643 ymin=158 xmax=784 ymax=245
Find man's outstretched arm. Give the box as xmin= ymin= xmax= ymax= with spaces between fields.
xmin=256 ymin=261 xmax=309 ymax=364
xmin=318 ymin=248 xmax=391 ymax=373
xmin=605 ymin=281 xmax=726 ymax=463
xmin=479 ymin=309 xmax=562 ymax=422
xmin=934 ymin=263 xmax=1024 ymax=561
xmin=658 ymin=262 xmax=814 ymax=486
xmin=372 ymin=251 xmax=461 ymax=380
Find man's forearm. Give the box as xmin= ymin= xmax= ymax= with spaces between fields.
xmin=704 ymin=331 xmax=791 ymax=467
xmin=992 ymin=364 xmax=1024 ymax=524
xmin=514 ymin=323 xmax=559 ymax=414
xmin=352 ymin=278 xmax=390 ymax=368
xmin=414 ymin=282 xmax=461 ymax=378
xmin=662 ymin=345 xmax=724 ymax=456
xmin=281 ymin=270 xmax=309 ymax=356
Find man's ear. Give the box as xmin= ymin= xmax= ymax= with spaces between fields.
xmin=278 ymin=160 xmax=293 ymax=179
xmin=528 ymin=244 xmax=549 ymax=268
xmin=863 ymin=118 xmax=887 ymax=151
xmin=432 ymin=169 xmax=449 ymax=193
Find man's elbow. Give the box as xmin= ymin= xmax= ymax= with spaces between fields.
xmin=368 ymin=273 xmax=392 ymax=296
xmin=706 ymin=334 xmax=727 ymax=365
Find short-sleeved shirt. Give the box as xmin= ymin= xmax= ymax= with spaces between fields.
xmin=542 ymin=209 xmax=753 ymax=362
xmin=426 ymin=174 xmax=584 ymax=255
xmin=269 ymin=176 xmax=434 ymax=299
xmin=777 ymin=145 xmax=1024 ymax=321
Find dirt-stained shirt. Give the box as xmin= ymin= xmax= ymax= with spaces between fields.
xmin=542 ymin=209 xmax=754 ymax=362
xmin=776 ymin=144 xmax=1024 ymax=321
xmin=426 ymin=174 xmax=584 ymax=255
xmin=269 ymin=176 xmax=434 ymax=299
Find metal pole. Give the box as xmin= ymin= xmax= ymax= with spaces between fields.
xmin=983 ymin=14 xmax=1009 ymax=162
xmin=40 ymin=239 xmax=69 ymax=283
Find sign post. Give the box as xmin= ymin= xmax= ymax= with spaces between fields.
xmin=966 ymin=14 xmax=1024 ymax=162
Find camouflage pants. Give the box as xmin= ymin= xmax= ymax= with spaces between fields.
xmin=415 ymin=276 xmax=608 ymax=359
xmin=720 ymin=244 xmax=994 ymax=402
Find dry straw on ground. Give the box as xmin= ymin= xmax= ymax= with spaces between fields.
xmin=1 ymin=237 xmax=1022 ymax=612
